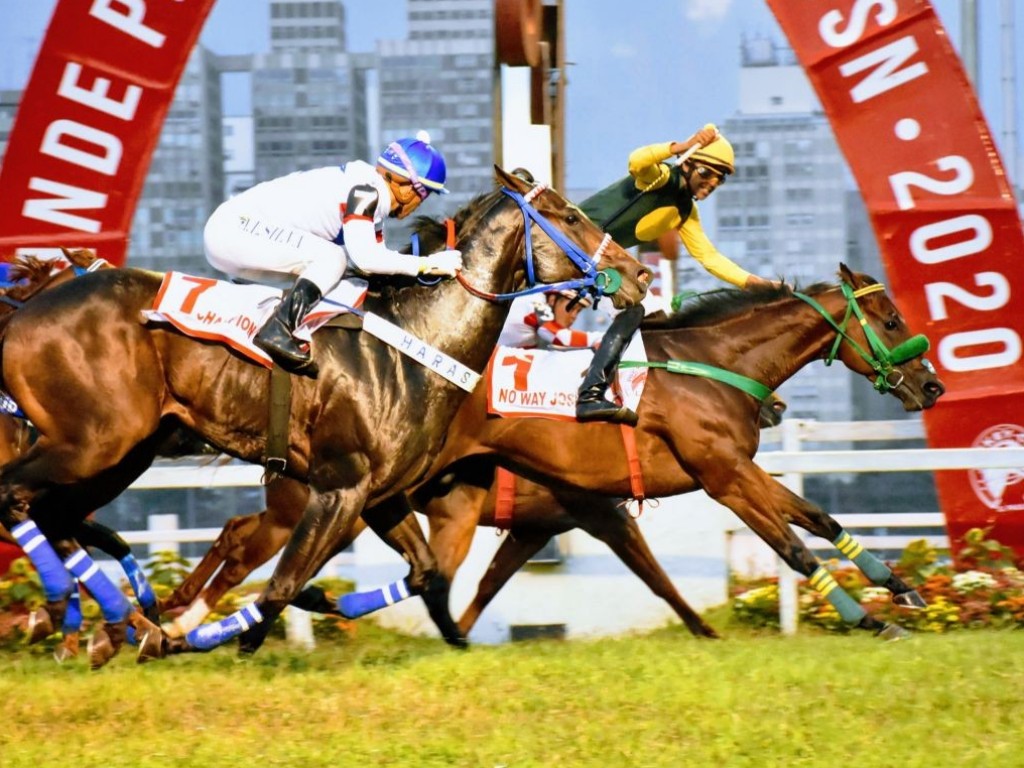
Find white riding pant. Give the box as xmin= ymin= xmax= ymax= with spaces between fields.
xmin=203 ymin=198 xmax=346 ymax=294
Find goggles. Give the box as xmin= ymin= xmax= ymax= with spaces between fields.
xmin=693 ymin=164 xmax=727 ymax=185
xmin=386 ymin=142 xmax=429 ymax=201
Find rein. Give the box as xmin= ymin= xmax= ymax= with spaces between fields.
xmin=455 ymin=185 xmax=621 ymax=304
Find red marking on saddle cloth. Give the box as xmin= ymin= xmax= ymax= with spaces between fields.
xmin=494 ymin=467 xmax=517 ymax=530
xmin=619 ymin=424 xmax=647 ymax=517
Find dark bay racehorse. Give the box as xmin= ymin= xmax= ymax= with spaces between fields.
xmin=415 ymin=265 xmax=944 ymax=638
xmin=0 ymin=168 xmax=649 ymax=663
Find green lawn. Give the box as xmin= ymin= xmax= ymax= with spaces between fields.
xmin=2 ymin=621 xmax=1022 ymax=767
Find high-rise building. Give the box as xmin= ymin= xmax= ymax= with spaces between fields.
xmin=376 ymin=0 xmax=494 ymax=233
xmin=250 ymin=0 xmax=368 ymax=184
xmin=130 ymin=46 xmax=224 ymax=275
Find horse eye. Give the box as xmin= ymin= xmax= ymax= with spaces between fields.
xmin=884 ymin=319 xmax=898 ymax=331
xmin=565 ymin=213 xmax=579 ymax=225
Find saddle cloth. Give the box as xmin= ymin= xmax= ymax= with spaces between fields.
xmin=486 ymin=334 xmax=648 ymax=420
xmin=141 ymin=272 xmax=368 ymax=367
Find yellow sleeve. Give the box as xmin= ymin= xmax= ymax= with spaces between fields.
xmin=627 ymin=141 xmax=675 ymax=192
xmin=677 ymin=206 xmax=751 ymax=288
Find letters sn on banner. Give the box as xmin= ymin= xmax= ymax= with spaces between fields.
xmin=0 ymin=0 xmax=217 ymax=265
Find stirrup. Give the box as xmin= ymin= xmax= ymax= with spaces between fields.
xmin=575 ymin=398 xmax=638 ymax=427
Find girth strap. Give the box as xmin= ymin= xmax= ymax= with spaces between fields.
xmin=264 ymin=364 xmax=291 ymax=480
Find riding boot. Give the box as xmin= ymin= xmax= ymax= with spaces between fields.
xmin=254 ymin=278 xmax=322 ymax=378
xmin=576 ymin=305 xmax=645 ymax=426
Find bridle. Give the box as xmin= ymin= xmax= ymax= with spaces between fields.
xmin=793 ymin=281 xmax=931 ymax=393
xmin=453 ymin=183 xmax=622 ymax=305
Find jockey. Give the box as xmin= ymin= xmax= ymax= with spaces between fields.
xmin=576 ymin=123 xmax=780 ymax=425
xmin=203 ymin=131 xmax=462 ymax=376
xmin=497 ymin=289 xmax=603 ymax=350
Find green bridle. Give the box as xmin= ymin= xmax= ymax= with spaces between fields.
xmin=792 ymin=281 xmax=931 ymax=394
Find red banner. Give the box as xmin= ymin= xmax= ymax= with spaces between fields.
xmin=0 ymin=0 xmax=217 ymax=266
xmin=767 ymin=1 xmax=1024 ymax=556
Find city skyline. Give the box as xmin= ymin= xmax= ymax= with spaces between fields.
xmin=1 ymin=1 xmax=1020 ymax=193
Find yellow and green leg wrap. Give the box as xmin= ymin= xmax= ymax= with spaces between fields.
xmin=809 ymin=565 xmax=866 ymax=624
xmin=833 ymin=531 xmax=892 ymax=584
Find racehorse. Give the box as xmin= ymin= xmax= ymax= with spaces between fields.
xmin=0 ymin=167 xmax=650 ymax=664
xmin=414 ymin=265 xmax=944 ymax=639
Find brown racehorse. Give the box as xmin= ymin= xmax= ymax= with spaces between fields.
xmin=0 ymin=167 xmax=649 ymax=664
xmin=411 ymin=265 xmax=945 ymax=639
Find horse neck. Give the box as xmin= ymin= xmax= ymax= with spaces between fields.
xmin=388 ymin=199 xmax=527 ymax=373
xmin=647 ymin=288 xmax=851 ymax=393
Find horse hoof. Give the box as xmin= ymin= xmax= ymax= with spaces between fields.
xmin=445 ymin=634 xmax=470 ymax=650
xmin=136 ymin=627 xmax=167 ymax=664
xmin=27 ymin=607 xmax=55 ymax=644
xmin=893 ymin=590 xmax=927 ymax=609
xmin=87 ymin=628 xmax=119 ymax=670
xmin=876 ymin=623 xmax=911 ymax=642
xmin=54 ymin=634 xmax=80 ymax=664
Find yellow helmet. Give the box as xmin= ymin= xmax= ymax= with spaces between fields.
xmin=690 ymin=133 xmax=735 ymax=175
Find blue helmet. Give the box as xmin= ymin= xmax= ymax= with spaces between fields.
xmin=377 ymin=130 xmax=449 ymax=196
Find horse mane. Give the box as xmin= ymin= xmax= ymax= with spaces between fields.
xmin=641 ymin=271 xmax=879 ymax=330
xmin=6 ymin=256 xmax=55 ymax=286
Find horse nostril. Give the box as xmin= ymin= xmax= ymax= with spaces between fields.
xmin=924 ymin=381 xmax=945 ymax=397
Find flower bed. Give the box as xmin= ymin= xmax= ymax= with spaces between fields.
xmin=731 ymin=527 xmax=1024 ymax=632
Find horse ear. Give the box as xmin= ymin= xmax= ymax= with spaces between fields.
xmin=839 ymin=262 xmax=858 ymax=286
xmin=494 ymin=164 xmax=531 ymax=194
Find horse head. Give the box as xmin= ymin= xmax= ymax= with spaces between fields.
xmin=821 ymin=263 xmax=945 ymax=411
xmin=489 ymin=166 xmax=650 ymax=309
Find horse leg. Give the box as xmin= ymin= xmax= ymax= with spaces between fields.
xmin=76 ymin=519 xmax=160 ymax=623
xmin=177 ymin=483 xmax=370 ymax=657
xmin=458 ymin=529 xmax=551 ymax=636
xmin=571 ymin=495 xmax=719 ymax=639
xmin=782 ymin=492 xmax=926 ymax=609
xmin=54 ymin=583 xmax=83 ymax=664
xmin=703 ymin=462 xmax=906 ymax=639
xmin=160 ymin=512 xmax=266 ymax=636
xmin=163 ymin=476 xmax=310 ymax=632
xmin=354 ymin=495 xmax=467 ymax=648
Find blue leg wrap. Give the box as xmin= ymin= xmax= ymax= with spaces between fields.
xmin=833 ymin=531 xmax=892 ymax=584
xmin=119 ymin=554 xmax=156 ymax=608
xmin=62 ymin=585 xmax=83 ymax=634
xmin=64 ymin=550 xmax=132 ymax=623
xmin=338 ymin=579 xmax=411 ymax=619
xmin=11 ymin=520 xmax=73 ymax=601
xmin=186 ymin=603 xmax=263 ymax=651
xmin=126 ymin=625 xmax=138 ymax=647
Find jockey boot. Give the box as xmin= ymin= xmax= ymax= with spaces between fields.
xmin=254 ymin=277 xmax=322 ymax=378
xmin=575 ymin=305 xmax=644 ymax=427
